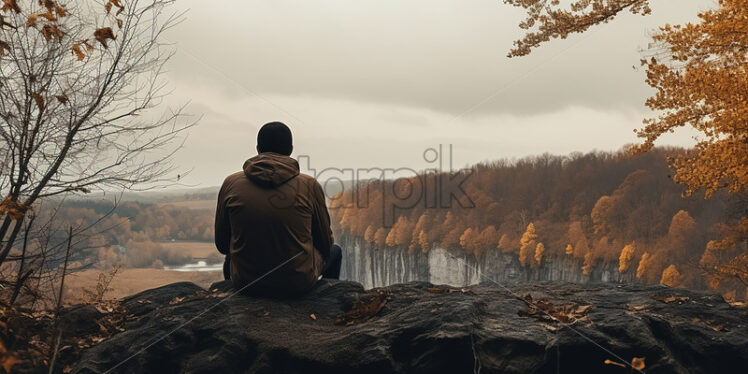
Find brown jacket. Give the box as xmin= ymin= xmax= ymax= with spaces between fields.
xmin=214 ymin=152 xmax=333 ymax=295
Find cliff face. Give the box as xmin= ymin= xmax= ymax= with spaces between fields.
xmin=71 ymin=280 xmax=747 ymax=374
xmin=339 ymin=236 xmax=634 ymax=289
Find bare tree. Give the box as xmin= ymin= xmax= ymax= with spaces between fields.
xmin=0 ymin=0 xmax=194 ymax=303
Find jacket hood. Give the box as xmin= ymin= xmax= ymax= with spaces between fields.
xmin=243 ymin=153 xmax=300 ymax=188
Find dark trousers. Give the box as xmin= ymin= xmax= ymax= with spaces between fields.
xmin=222 ymin=244 xmax=343 ymax=281
xmin=321 ymin=244 xmax=342 ymax=279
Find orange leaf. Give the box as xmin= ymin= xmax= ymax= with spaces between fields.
xmin=1 ymin=0 xmax=20 ymax=14
xmin=94 ymin=27 xmax=115 ymax=48
xmin=105 ymin=0 xmax=124 ymax=15
xmin=54 ymin=5 xmax=66 ymax=17
xmin=41 ymin=24 xmax=63 ymax=41
xmin=335 ymin=291 xmax=390 ymax=325
xmin=603 ymin=359 xmax=626 ymax=368
xmin=0 ymin=197 xmax=30 ymax=220
xmin=31 ymin=93 xmax=44 ymax=111
xmin=39 ymin=0 xmax=55 ymax=11
xmin=26 ymin=14 xmax=39 ymax=28
xmin=0 ymin=355 xmax=20 ymax=373
xmin=38 ymin=11 xmax=56 ymax=21
xmin=72 ymin=43 xmax=85 ymax=60
xmin=631 ymin=357 xmax=646 ymax=370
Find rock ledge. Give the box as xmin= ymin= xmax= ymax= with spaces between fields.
xmin=72 ymin=280 xmax=748 ymax=374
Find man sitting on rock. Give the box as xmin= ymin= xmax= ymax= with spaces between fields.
xmin=214 ymin=121 xmax=342 ymax=296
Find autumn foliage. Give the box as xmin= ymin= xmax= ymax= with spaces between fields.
xmin=331 ymin=149 xmax=741 ymax=295
xmin=635 ymin=0 xmax=748 ymax=296
xmin=504 ymin=0 xmax=652 ymax=57
xmin=507 ymin=0 xmax=748 ymax=298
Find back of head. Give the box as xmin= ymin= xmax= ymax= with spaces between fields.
xmin=257 ymin=122 xmax=293 ymax=156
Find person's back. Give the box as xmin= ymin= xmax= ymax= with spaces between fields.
xmin=214 ymin=122 xmax=340 ymax=296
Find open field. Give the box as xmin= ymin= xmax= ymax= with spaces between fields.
xmin=161 ymin=241 xmax=218 ymax=259
xmin=59 ymin=241 xmax=222 ymax=304
xmin=64 ymin=268 xmax=223 ymax=303
xmin=157 ymin=199 xmax=216 ymax=212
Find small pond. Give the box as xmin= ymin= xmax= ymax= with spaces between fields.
xmin=164 ymin=260 xmax=222 ymax=272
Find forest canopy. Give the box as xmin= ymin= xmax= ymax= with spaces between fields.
xmin=330 ymin=148 xmax=744 ymax=298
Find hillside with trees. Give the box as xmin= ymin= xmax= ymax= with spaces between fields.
xmin=330 ymin=148 xmax=746 ymax=299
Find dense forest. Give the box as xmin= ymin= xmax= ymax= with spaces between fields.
xmin=329 ymin=148 xmax=746 ymax=299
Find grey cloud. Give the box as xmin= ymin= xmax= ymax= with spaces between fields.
xmin=165 ymin=0 xmax=710 ymax=117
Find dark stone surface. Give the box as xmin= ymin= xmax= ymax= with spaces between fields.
xmin=57 ymin=304 xmax=105 ymax=336
xmin=72 ymin=280 xmax=748 ymax=374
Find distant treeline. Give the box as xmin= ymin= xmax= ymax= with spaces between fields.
xmin=69 ymin=200 xmax=215 ymax=242
xmin=330 ymin=148 xmax=744 ymax=297
xmin=37 ymin=199 xmax=216 ymax=269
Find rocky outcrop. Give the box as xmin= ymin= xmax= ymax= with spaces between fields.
xmin=70 ymin=280 xmax=747 ymax=374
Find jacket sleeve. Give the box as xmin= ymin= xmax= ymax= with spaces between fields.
xmin=214 ymin=179 xmax=231 ymax=255
xmin=311 ymin=180 xmax=333 ymax=259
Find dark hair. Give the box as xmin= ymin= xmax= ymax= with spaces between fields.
xmin=257 ymin=122 xmax=293 ymax=156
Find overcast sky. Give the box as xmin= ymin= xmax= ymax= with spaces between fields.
xmin=158 ymin=0 xmax=714 ymax=188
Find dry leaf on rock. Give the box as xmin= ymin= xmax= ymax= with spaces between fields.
xmin=335 ymin=291 xmax=391 ymax=326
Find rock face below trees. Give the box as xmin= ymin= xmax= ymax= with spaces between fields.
xmin=71 ymin=280 xmax=748 ymax=374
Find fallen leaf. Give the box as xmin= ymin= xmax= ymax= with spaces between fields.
xmin=262 ymin=311 xmax=270 ymax=317
xmin=0 ymin=354 xmax=20 ymax=372
xmin=335 ymin=291 xmax=391 ymax=326
xmin=626 ymin=304 xmax=648 ymax=311
xmin=309 ymin=314 xmax=317 ymax=321
xmin=711 ymin=324 xmax=728 ymax=332
xmin=519 ymin=297 xmax=591 ymax=324
xmin=604 ymin=359 xmax=626 ymax=368
xmin=653 ymin=295 xmax=689 ymax=304
xmin=631 ymin=357 xmax=646 ymax=370
xmin=430 ymin=308 xmax=438 ymax=313
xmin=168 ymin=296 xmax=184 ymax=305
